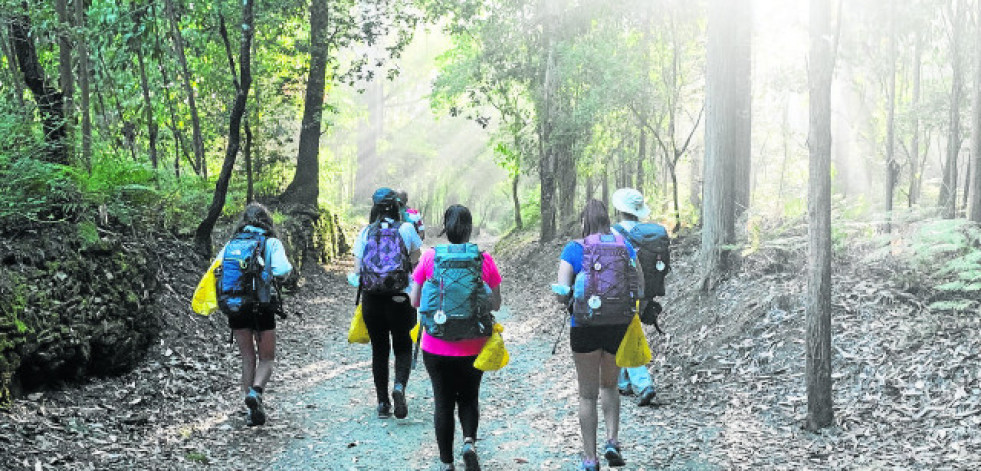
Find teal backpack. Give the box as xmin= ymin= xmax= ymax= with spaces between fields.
xmin=418 ymin=244 xmax=493 ymax=341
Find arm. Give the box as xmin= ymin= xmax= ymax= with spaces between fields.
xmin=267 ymin=239 xmax=293 ymax=278
xmin=556 ymin=260 xmax=575 ymax=305
xmin=489 ymin=284 xmax=502 ymax=311
xmin=410 ymin=281 xmax=422 ymax=308
xmin=634 ymin=256 xmax=647 ymax=312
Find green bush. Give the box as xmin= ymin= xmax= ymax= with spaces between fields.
xmin=907 ymin=219 xmax=981 ymax=313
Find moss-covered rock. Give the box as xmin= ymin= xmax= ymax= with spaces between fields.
xmin=0 ymin=224 xmax=159 ymax=407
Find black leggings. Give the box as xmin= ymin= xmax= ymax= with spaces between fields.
xmin=423 ymin=352 xmax=484 ymax=464
xmin=361 ymin=292 xmax=416 ymax=404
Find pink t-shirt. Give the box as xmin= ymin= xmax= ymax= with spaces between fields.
xmin=413 ymin=248 xmax=502 ymax=356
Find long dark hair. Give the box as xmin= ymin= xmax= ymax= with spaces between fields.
xmin=235 ymin=202 xmax=277 ymax=237
xmin=581 ymin=199 xmax=611 ymax=238
xmin=369 ymin=200 xmax=402 ymax=224
xmin=441 ymin=204 xmax=473 ymax=244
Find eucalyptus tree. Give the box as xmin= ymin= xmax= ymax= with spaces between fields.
xmin=700 ymin=0 xmax=752 ymax=289
xmin=940 ymin=0 xmax=964 ymax=219
xmin=279 ymin=0 xmax=421 ymax=209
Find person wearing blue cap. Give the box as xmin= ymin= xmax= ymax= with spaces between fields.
xmin=352 ymin=187 xmax=423 ymax=419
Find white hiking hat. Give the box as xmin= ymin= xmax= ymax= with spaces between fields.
xmin=611 ymin=188 xmax=651 ymax=219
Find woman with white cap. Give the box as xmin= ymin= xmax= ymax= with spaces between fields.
xmin=610 ymin=188 xmax=670 ymax=407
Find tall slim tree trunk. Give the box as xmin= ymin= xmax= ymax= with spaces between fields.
xmin=884 ymin=1 xmax=898 ymax=232
xmin=910 ymin=31 xmax=922 ymax=207
xmin=637 ymin=130 xmax=647 ymax=192
xmin=164 ymin=0 xmax=206 ymax=179
xmin=970 ymin=0 xmax=981 ymax=222
xmin=56 ymin=0 xmax=73 ymax=130
xmin=700 ymin=0 xmax=747 ymax=289
xmin=245 ymin=117 xmax=254 ymax=203
xmin=538 ymin=1 xmax=558 ymax=241
xmin=601 ymin=165 xmax=609 ymax=206
xmin=75 ymin=0 xmax=91 ymax=169
xmin=941 ymin=0 xmax=963 ymax=219
xmin=195 ymin=0 xmax=254 ymax=255
xmin=730 ymin=1 xmax=753 ymax=219
xmin=806 ymin=0 xmax=834 ymax=432
xmin=281 ymin=0 xmax=328 ymax=207
xmin=0 ymin=29 xmax=27 ymax=109
xmin=557 ymin=143 xmax=577 ymax=226
xmin=133 ymin=10 xmax=157 ymax=168
xmin=512 ymin=173 xmax=522 ymax=230
xmin=10 ymin=13 xmax=69 ymax=164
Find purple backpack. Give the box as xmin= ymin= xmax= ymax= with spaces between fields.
xmin=360 ymin=221 xmax=410 ymax=293
xmin=572 ymin=233 xmax=639 ymax=326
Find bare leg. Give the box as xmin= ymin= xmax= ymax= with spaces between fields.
xmin=599 ymin=350 xmax=621 ymax=443
xmin=253 ymin=329 xmax=276 ymax=389
xmin=573 ymin=350 xmax=602 ymax=461
xmin=233 ymin=329 xmax=257 ymax=394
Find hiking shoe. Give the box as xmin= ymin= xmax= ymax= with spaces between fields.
xmin=377 ymin=402 xmax=392 ymax=419
xmin=637 ymin=386 xmax=656 ymax=407
xmin=618 ymin=386 xmax=633 ymax=396
xmin=245 ymin=389 xmax=266 ymax=426
xmin=603 ymin=439 xmax=626 ymax=467
xmin=577 ymin=456 xmax=599 ymax=471
xmin=462 ymin=438 xmax=480 ymax=471
xmin=392 ymin=383 xmax=408 ymax=419
xmin=439 ymin=463 xmax=455 ymax=471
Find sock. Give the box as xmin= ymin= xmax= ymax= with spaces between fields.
xmin=251 ymin=386 xmax=263 ymax=394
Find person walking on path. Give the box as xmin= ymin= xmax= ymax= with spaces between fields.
xmin=352 ymin=187 xmax=423 ymax=419
xmin=554 ymin=199 xmax=645 ymax=470
xmin=396 ymin=189 xmax=426 ymax=241
xmin=411 ymin=204 xmax=502 ymax=471
xmin=609 ymin=188 xmax=664 ymax=407
xmin=215 ymin=203 xmax=293 ymax=426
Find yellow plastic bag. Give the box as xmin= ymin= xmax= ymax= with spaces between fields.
xmin=615 ymin=314 xmax=652 ymax=368
xmin=348 ymin=304 xmax=370 ymax=344
xmin=474 ymin=323 xmax=509 ymax=371
xmin=191 ymin=258 xmax=221 ymax=316
xmin=410 ymin=321 xmax=420 ymax=343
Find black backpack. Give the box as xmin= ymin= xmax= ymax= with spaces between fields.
xmin=614 ymin=222 xmax=671 ymax=297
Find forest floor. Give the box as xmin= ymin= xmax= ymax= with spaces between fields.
xmin=1 ymin=227 xmax=980 ymax=470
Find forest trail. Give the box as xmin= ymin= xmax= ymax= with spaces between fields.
xmin=2 ymin=232 xmax=980 ymax=470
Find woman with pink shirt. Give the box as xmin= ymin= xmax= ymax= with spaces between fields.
xmin=411 ymin=204 xmax=502 ymax=471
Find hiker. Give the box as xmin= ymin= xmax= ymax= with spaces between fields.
xmin=610 ymin=188 xmax=669 ymax=407
xmin=396 ymin=189 xmax=426 ymax=241
xmin=352 ymin=187 xmax=423 ymax=419
xmin=215 ymin=202 xmax=293 ymax=426
xmin=410 ymin=204 xmax=503 ymax=471
xmin=554 ymin=199 xmax=645 ymax=471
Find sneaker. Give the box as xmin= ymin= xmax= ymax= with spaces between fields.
xmin=462 ymin=438 xmax=480 ymax=471
xmin=245 ymin=388 xmax=266 ymax=426
xmin=577 ymin=456 xmax=599 ymax=471
xmin=439 ymin=463 xmax=455 ymax=471
xmin=377 ymin=402 xmax=392 ymax=419
xmin=603 ymin=439 xmax=626 ymax=467
xmin=618 ymin=386 xmax=633 ymax=396
xmin=637 ymin=386 xmax=656 ymax=407
xmin=392 ymin=383 xmax=408 ymax=419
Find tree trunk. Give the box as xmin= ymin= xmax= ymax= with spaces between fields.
xmin=910 ymin=31 xmax=922 ymax=207
xmin=281 ymin=0 xmax=328 ymax=207
xmin=538 ymin=1 xmax=558 ymax=242
xmin=637 ymin=129 xmax=647 ymax=192
xmin=884 ymin=1 xmax=898 ymax=232
xmin=806 ymin=0 xmax=834 ymax=432
xmin=194 ymin=0 xmax=254 ymax=255
xmin=0 ymin=28 xmax=27 ymax=109
xmin=512 ymin=173 xmax=522 ymax=230
xmin=557 ymin=143 xmax=577 ymax=226
xmin=75 ymin=0 xmax=91 ymax=169
xmin=10 ymin=13 xmax=69 ymax=164
xmin=245 ymin=117 xmax=254 ymax=203
xmin=164 ymin=0 xmax=206 ymax=179
xmin=730 ymin=1 xmax=753 ymax=219
xmin=940 ymin=0 xmax=963 ymax=219
xmin=700 ymin=0 xmax=746 ymax=289
xmin=669 ymin=163 xmax=680 ymax=231
xmin=133 ymin=9 xmax=158 ymax=169
xmin=56 ymin=0 xmax=73 ymax=129
xmin=601 ymin=165 xmax=609 ymax=206
xmin=970 ymin=0 xmax=981 ymax=222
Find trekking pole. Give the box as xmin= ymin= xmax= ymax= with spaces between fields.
xmin=550 ymin=318 xmax=568 ymax=355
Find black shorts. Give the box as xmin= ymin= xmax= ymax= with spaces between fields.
xmin=569 ymin=324 xmax=629 ymax=354
xmin=227 ymin=308 xmax=276 ymax=331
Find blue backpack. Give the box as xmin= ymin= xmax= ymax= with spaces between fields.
xmin=418 ymin=244 xmax=493 ymax=341
xmin=216 ymin=231 xmax=272 ymax=317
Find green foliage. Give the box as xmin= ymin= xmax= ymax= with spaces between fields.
xmin=905 ymin=219 xmax=981 ymax=313
xmin=0 ymin=154 xmax=82 ymax=225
